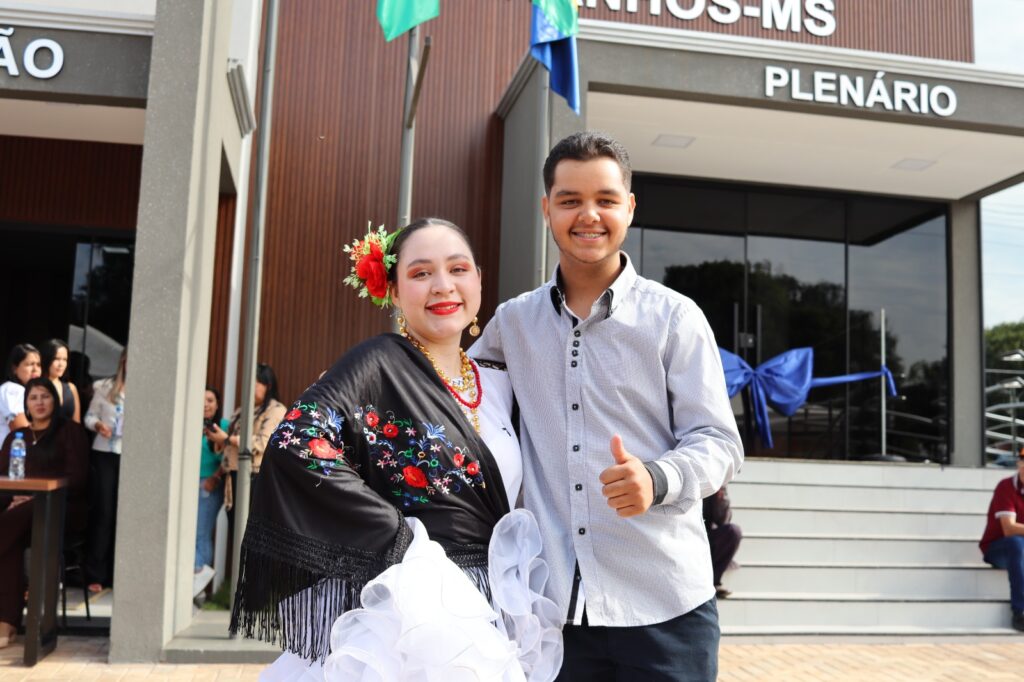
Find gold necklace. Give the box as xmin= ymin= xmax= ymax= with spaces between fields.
xmin=402 ymin=332 xmax=482 ymax=433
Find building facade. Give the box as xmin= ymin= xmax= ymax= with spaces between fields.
xmin=2 ymin=0 xmax=1024 ymax=662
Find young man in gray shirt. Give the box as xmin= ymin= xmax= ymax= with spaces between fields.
xmin=472 ymin=132 xmax=743 ymax=680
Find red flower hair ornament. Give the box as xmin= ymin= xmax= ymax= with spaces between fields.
xmin=343 ymin=223 xmax=400 ymax=308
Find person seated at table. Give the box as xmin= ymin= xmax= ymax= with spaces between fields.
xmin=0 ymin=378 xmax=89 ymax=648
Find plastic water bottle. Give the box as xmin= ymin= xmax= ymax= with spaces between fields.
xmin=9 ymin=432 xmax=26 ymax=480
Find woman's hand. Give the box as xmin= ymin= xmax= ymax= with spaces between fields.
xmin=228 ymin=434 xmax=240 ymax=448
xmin=202 ymin=475 xmax=221 ymax=493
xmin=95 ymin=422 xmax=113 ymax=439
xmin=205 ymin=423 xmax=229 ymax=445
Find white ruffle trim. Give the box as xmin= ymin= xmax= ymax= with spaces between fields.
xmin=260 ymin=510 xmax=563 ymax=682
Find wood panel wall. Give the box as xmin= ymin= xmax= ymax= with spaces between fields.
xmin=206 ymin=193 xmax=237 ymax=392
xmin=578 ymin=0 xmax=974 ymax=61
xmin=0 ymin=135 xmax=142 ymax=231
xmin=251 ymin=0 xmax=529 ymax=403
xmin=220 ymin=0 xmax=975 ymax=404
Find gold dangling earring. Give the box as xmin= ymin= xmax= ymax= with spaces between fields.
xmin=396 ymin=311 xmax=408 ymax=336
xmin=468 ymin=317 xmax=480 ymax=337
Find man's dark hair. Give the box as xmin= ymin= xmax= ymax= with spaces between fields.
xmin=387 ymin=217 xmax=477 ymax=283
xmin=542 ymin=131 xmax=632 ymax=195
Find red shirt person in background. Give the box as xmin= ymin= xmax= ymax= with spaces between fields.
xmin=980 ymin=449 xmax=1024 ymax=632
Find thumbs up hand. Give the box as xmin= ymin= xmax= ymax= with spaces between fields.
xmin=599 ymin=434 xmax=654 ymax=518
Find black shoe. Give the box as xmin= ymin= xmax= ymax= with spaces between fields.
xmin=1013 ymin=611 xmax=1024 ymax=633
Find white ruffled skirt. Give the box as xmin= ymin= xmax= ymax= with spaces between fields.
xmin=259 ymin=509 xmax=563 ymax=682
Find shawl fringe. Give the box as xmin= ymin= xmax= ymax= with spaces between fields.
xmin=229 ymin=516 xmax=414 ymax=662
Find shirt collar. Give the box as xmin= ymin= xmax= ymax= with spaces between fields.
xmin=548 ymin=252 xmax=638 ymax=319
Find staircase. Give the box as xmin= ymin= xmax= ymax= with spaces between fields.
xmin=719 ymin=459 xmax=1020 ymax=635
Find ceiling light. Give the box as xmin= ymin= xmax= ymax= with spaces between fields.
xmin=891 ymin=158 xmax=936 ymax=171
xmin=653 ymin=134 xmax=695 ymax=149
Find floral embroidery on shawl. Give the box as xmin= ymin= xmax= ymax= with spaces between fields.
xmin=272 ymin=401 xmax=353 ymax=475
xmin=353 ymin=404 xmax=487 ymax=507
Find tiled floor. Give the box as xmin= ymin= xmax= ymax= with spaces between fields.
xmin=719 ymin=640 xmax=1024 ymax=681
xmin=3 ymin=636 xmax=1024 ymax=680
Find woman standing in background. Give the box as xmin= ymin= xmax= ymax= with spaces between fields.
xmin=40 ymin=339 xmax=81 ymax=423
xmin=209 ymin=363 xmax=286 ymax=527
xmin=195 ymin=386 xmax=229 ymax=596
xmin=0 ymin=344 xmax=42 ymax=445
xmin=83 ymin=348 xmax=127 ymax=594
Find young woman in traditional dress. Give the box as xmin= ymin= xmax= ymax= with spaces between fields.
xmin=231 ymin=219 xmax=562 ymax=681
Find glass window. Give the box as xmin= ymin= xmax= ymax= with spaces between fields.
xmin=848 ymin=216 xmax=948 ymax=462
xmin=632 ymin=175 xmax=949 ymax=463
xmin=981 ymin=183 xmax=1024 ymax=466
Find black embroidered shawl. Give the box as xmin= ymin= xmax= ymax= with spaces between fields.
xmin=230 ymin=334 xmax=510 ymax=661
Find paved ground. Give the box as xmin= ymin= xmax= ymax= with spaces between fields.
xmin=4 ymin=636 xmax=1024 ymax=680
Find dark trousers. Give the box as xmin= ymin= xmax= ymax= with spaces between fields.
xmin=708 ymin=523 xmax=742 ymax=587
xmin=0 ymin=501 xmax=33 ymax=626
xmin=555 ymin=598 xmax=720 ymax=681
xmin=985 ymin=535 xmax=1024 ymax=613
xmin=85 ymin=450 xmax=120 ymax=586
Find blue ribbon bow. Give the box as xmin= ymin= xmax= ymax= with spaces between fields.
xmin=719 ymin=347 xmax=897 ymax=448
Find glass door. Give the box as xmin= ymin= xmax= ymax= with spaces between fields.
xmin=68 ymin=242 xmax=135 ymax=391
xmin=630 ymin=175 xmax=948 ymax=462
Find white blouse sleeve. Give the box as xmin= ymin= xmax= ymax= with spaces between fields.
xmin=0 ymin=382 xmax=24 ymax=424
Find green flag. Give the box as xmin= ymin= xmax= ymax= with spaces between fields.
xmin=377 ymin=0 xmax=440 ymax=42
xmin=532 ymin=0 xmax=578 ymax=36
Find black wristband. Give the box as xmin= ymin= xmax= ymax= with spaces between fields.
xmin=644 ymin=462 xmax=668 ymax=506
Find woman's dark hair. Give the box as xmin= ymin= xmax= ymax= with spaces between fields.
xmin=21 ymin=377 xmax=65 ymax=465
xmin=23 ymin=377 xmax=61 ymax=424
xmin=40 ymin=339 xmax=70 ymax=380
xmin=6 ymin=343 xmax=40 ymax=384
xmin=386 ymin=217 xmax=477 ymax=283
xmin=255 ymin=364 xmax=279 ymax=414
xmin=205 ymin=385 xmax=223 ymax=450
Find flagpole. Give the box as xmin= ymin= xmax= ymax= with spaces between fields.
xmin=231 ymin=0 xmax=281 ymax=606
xmin=397 ymin=26 xmax=431 ymax=229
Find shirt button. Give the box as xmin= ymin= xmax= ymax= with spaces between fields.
xmin=572 ymin=341 xmax=580 ymax=347
xmin=574 ymin=330 xmax=581 ymax=338
xmin=571 ymin=350 xmax=579 ymax=357
xmin=572 ymin=403 xmax=579 ymax=411
xmin=571 ymin=361 xmax=578 ymax=368
xmin=575 ymin=483 xmax=583 ymax=491
xmin=572 ymin=445 xmax=580 ymax=452
xmin=578 ymin=528 xmax=586 ymax=535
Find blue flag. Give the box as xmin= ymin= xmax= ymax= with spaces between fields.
xmin=530 ymin=4 xmax=580 ymax=115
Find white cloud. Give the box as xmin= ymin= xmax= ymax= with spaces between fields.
xmin=974 ymin=0 xmax=1024 ymax=72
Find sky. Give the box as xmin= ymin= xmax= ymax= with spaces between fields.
xmin=974 ymin=0 xmax=1024 ymax=328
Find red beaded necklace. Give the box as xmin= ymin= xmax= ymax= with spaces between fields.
xmin=402 ymin=332 xmax=483 ymax=432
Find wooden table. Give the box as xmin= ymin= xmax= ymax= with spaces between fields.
xmin=0 ymin=477 xmax=67 ymax=666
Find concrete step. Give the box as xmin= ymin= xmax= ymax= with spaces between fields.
xmin=164 ymin=611 xmax=279 ymax=664
xmin=729 ymin=481 xmax=992 ymax=514
xmin=739 ymin=459 xmax=1009 ymax=491
xmin=736 ymin=507 xmax=985 ymax=537
xmin=726 ymin=563 xmax=1007 ymax=599
xmin=718 ymin=594 xmax=1014 ymax=630
xmin=739 ymin=534 xmax=982 ymax=565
